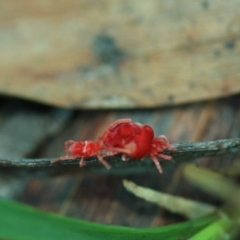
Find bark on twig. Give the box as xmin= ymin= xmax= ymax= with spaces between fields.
xmin=0 ymin=138 xmax=239 ymax=176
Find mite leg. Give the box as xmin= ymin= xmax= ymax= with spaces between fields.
xmin=156 ymin=135 xmax=168 ymax=141
xmin=156 ymin=135 xmax=170 ymax=145
xmin=51 ymin=140 xmax=76 ymax=164
xmin=64 ymin=140 xmax=76 ymax=156
xmin=51 ymin=155 xmax=75 ymax=164
xmin=101 ymin=119 xmax=132 ymax=138
xmin=105 ymin=151 xmax=117 ymax=156
xmin=96 ymin=154 xmax=111 ymax=169
xmin=150 ymin=155 xmax=163 ymax=174
xmin=121 ymin=154 xmax=130 ymax=161
xmin=107 ymin=119 xmax=132 ymax=130
xmin=103 ymin=147 xmax=131 ymax=161
xmin=104 ymin=147 xmax=131 ymax=155
xmin=79 ymin=156 xmax=86 ymax=167
xmin=103 ymin=150 xmax=130 ymax=161
xmin=156 ymin=135 xmax=175 ymax=150
xmin=157 ymin=153 xmax=172 ymax=160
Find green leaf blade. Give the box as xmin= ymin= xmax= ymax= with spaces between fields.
xmin=0 ymin=197 xmax=217 ymax=240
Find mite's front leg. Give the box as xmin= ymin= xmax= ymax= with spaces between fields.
xmin=64 ymin=140 xmax=76 ymax=157
xmin=51 ymin=140 xmax=76 ymax=164
xmin=96 ymin=154 xmax=111 ymax=169
xmin=157 ymin=135 xmax=175 ymax=150
xmin=156 ymin=135 xmax=169 ymax=143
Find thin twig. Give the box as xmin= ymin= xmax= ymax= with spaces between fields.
xmin=0 ymin=138 xmax=239 ymax=167
xmin=0 ymin=138 xmax=239 ymax=176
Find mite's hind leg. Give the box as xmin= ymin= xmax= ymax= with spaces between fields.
xmin=104 ymin=147 xmax=131 ymax=155
xmin=103 ymin=147 xmax=131 ymax=161
xmin=96 ymin=154 xmax=111 ymax=169
xmin=79 ymin=156 xmax=86 ymax=167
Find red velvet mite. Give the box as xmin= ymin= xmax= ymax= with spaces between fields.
xmin=52 ymin=119 xmax=174 ymax=173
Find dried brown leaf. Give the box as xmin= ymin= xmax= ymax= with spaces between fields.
xmin=1 ymin=1 xmax=240 ymax=108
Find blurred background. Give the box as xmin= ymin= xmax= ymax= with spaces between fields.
xmin=0 ymin=0 xmax=240 ymax=227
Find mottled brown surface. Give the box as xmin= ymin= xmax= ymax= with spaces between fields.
xmin=1 ymin=1 xmax=240 ymax=108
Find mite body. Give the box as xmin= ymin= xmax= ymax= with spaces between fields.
xmin=101 ymin=119 xmax=174 ymax=173
xmin=51 ymin=139 xmax=111 ymax=169
xmin=52 ymin=119 xmax=174 ymax=173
